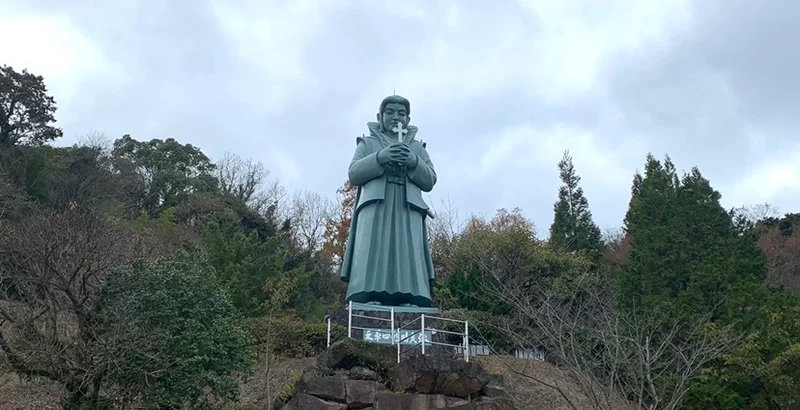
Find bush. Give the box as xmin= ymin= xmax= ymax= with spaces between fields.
xmin=100 ymin=250 xmax=253 ymax=409
xmin=245 ymin=315 xmax=347 ymax=358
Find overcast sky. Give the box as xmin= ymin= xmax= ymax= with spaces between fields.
xmin=2 ymin=0 xmax=798 ymax=235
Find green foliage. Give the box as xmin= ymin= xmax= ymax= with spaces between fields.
xmin=0 ymin=65 xmax=63 ymax=147
xmin=100 ymin=250 xmax=252 ymax=409
xmin=618 ymin=154 xmax=799 ymax=409
xmin=111 ymin=134 xmax=218 ymax=217
xmin=617 ymin=154 xmax=765 ymax=317
xmin=438 ymin=208 xmax=592 ymax=314
xmin=245 ymin=315 xmax=346 ymax=358
xmin=440 ymin=308 xmax=517 ymax=354
xmin=273 ymin=372 xmax=303 ymax=409
xmin=548 ymin=150 xmax=603 ymax=254
xmin=684 ymin=287 xmax=800 ymax=410
xmin=198 ymin=215 xmax=291 ymax=317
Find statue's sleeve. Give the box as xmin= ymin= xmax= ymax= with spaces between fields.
xmin=408 ymin=145 xmax=437 ymax=192
xmin=348 ymin=139 xmax=385 ymax=186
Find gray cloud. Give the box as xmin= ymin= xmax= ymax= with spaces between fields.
xmin=2 ymin=0 xmax=798 ymax=234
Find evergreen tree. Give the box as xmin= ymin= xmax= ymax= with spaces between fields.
xmin=616 ymin=153 xmax=765 ymax=316
xmin=548 ymin=150 xmax=603 ymax=253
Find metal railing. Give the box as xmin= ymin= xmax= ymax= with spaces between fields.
xmin=397 ymin=314 xmax=470 ymax=363
xmin=347 ymin=301 xmax=396 ymax=344
xmin=329 ymin=301 xmax=470 ymax=363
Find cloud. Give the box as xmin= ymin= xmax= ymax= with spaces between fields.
xmin=1 ymin=0 xmax=798 ymax=232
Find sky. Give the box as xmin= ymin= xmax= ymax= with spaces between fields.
xmin=1 ymin=0 xmax=798 ymax=235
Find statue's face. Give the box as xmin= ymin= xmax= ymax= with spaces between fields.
xmin=378 ymin=102 xmax=409 ymax=133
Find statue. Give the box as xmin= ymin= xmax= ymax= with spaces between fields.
xmin=340 ymin=95 xmax=437 ymax=307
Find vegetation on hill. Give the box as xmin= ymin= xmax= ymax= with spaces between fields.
xmin=1 ymin=64 xmax=798 ymax=409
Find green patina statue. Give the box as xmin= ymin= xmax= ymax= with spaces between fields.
xmin=340 ymin=95 xmax=437 ymax=308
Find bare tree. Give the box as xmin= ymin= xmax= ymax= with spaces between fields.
xmin=734 ymin=203 xmax=781 ymax=223
xmin=480 ymin=273 xmax=741 ymax=410
xmin=287 ymin=190 xmax=333 ymax=254
xmin=0 ymin=208 xmax=149 ymax=407
xmin=215 ymin=152 xmax=286 ymax=215
xmin=427 ymin=197 xmax=466 ymax=279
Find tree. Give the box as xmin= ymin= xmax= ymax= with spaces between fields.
xmin=549 ymin=150 xmax=603 ymax=253
xmin=111 ymin=134 xmax=218 ymax=217
xmin=198 ymin=215 xmax=287 ymax=317
xmin=100 ymin=250 xmax=252 ymax=409
xmin=0 ymin=207 xmax=148 ymax=408
xmin=438 ymin=208 xmax=588 ymax=314
xmin=481 ymin=273 xmax=740 ymax=410
xmin=287 ymin=190 xmax=333 ymax=254
xmin=321 ymin=180 xmax=358 ymax=267
xmin=617 ymin=154 xmax=765 ymax=317
xmin=757 ymin=212 xmax=800 ymax=293
xmin=616 ymin=154 xmax=799 ymax=409
xmin=215 ymin=152 xmax=285 ymax=216
xmin=0 ymin=65 xmax=63 ymax=147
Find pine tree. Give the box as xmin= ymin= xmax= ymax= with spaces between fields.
xmin=616 ymin=153 xmax=766 ymax=316
xmin=548 ymin=150 xmax=603 ymax=253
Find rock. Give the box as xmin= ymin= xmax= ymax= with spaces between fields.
xmin=349 ymin=366 xmax=380 ymax=381
xmin=372 ymin=392 xmax=448 ymax=410
xmin=318 ymin=339 xmax=396 ymax=375
xmin=297 ymin=376 xmax=346 ymax=402
xmin=448 ymin=397 xmax=514 ymax=410
xmin=281 ymin=393 xmax=347 ymax=410
xmin=389 ymin=355 xmax=491 ymax=398
xmin=481 ymin=384 xmax=507 ymax=398
xmin=345 ymin=380 xmax=385 ymax=409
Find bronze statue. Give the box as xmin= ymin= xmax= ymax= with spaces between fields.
xmin=340 ymin=95 xmax=437 ymax=307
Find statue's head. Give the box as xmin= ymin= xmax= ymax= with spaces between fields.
xmin=377 ymin=95 xmax=411 ymax=134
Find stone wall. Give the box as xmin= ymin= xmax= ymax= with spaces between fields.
xmin=279 ymin=339 xmax=513 ymax=410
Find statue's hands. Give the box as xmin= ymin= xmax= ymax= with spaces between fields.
xmin=403 ymin=149 xmax=418 ymax=169
xmin=377 ymin=143 xmax=410 ymax=165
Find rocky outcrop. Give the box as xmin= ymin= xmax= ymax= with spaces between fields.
xmin=390 ymin=355 xmax=490 ymax=398
xmin=279 ymin=339 xmax=513 ymax=410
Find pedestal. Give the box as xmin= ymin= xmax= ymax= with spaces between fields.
xmin=324 ymin=303 xmax=467 ymax=359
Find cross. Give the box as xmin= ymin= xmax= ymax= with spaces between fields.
xmin=392 ymin=122 xmax=408 ymax=142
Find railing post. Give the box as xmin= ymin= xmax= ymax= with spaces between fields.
xmin=421 ymin=314 xmax=426 ymax=355
xmin=347 ymin=301 xmax=353 ymax=339
xmin=464 ymin=320 xmax=469 ymax=362
xmin=390 ymin=307 xmax=395 ymax=346
xmin=397 ymin=333 xmax=401 ymax=364
xmin=327 ymin=317 xmax=332 ymax=347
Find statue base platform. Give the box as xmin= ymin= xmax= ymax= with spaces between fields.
xmin=325 ymin=303 xmax=467 ymax=359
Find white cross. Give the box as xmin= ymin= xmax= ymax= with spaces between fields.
xmin=392 ymin=122 xmax=408 ymax=142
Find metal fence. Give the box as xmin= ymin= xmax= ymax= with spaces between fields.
xmin=325 ymin=301 xmax=471 ymax=363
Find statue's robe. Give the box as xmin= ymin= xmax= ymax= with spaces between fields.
xmin=340 ymin=122 xmax=437 ymax=307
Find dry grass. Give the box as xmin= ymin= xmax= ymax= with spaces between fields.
xmin=0 ymin=354 xmax=624 ymax=410
xmin=231 ymin=356 xmax=316 ymax=409
xmin=477 ymin=355 xmax=630 ymax=410
xmin=0 ymin=369 xmax=62 ymax=410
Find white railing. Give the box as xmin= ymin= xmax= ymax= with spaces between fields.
xmin=330 ymin=301 xmax=470 ymax=363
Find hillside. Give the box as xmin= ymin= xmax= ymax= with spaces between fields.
xmin=0 ymin=64 xmax=798 ymax=409
xmin=0 ymin=354 xmax=623 ymax=410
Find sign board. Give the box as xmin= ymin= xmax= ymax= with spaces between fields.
xmin=362 ymin=328 xmax=433 ymax=345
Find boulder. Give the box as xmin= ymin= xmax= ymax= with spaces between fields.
xmin=318 ymin=339 xmax=396 ymax=375
xmin=349 ymin=366 xmax=380 ymax=381
xmin=281 ymin=393 xmax=347 ymax=410
xmin=297 ymin=376 xmax=346 ymax=402
xmin=372 ymin=392 xmax=445 ymax=410
xmin=389 ymin=355 xmax=491 ymax=398
xmin=345 ymin=380 xmax=385 ymax=409
xmin=448 ymin=397 xmax=514 ymax=410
